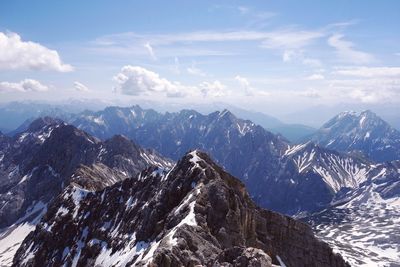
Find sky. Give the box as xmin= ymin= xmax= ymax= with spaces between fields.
xmin=0 ymin=0 xmax=399 ymax=122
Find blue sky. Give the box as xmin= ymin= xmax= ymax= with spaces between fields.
xmin=0 ymin=0 xmax=399 ymax=118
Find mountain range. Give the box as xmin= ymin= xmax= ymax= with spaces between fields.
xmin=0 ymin=118 xmax=172 ymax=266
xmin=13 ymin=150 xmax=348 ymax=267
xmin=0 ymin=105 xmax=399 ymax=266
xmin=70 ymin=106 xmax=400 ymax=211
xmin=0 ymin=101 xmax=316 ymax=142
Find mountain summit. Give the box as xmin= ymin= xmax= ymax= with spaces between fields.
xmin=309 ymin=110 xmax=400 ymax=162
xmin=14 ymin=150 xmax=349 ymax=267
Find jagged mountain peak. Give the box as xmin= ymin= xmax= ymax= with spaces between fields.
xmin=325 ymin=109 xmax=389 ymax=132
xmin=0 ymin=118 xmax=174 ymax=265
xmin=47 ymin=124 xmax=101 ymax=145
xmin=219 ymin=108 xmax=234 ymax=117
xmin=14 ymin=150 xmax=349 ymax=267
xmin=310 ymin=110 xmax=400 ymax=162
xmin=26 ymin=116 xmax=64 ymax=133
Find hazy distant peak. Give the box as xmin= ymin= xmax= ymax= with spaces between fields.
xmin=310 ymin=110 xmax=400 ymax=162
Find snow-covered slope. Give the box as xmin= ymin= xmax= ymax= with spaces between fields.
xmin=309 ymin=110 xmax=400 ymax=162
xmin=14 ymin=151 xmax=349 ymax=267
xmin=306 ymin=161 xmax=400 ymax=266
xmin=283 ymin=142 xmax=370 ymax=193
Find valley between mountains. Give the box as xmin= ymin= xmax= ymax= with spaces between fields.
xmin=0 ymin=106 xmax=399 ymax=267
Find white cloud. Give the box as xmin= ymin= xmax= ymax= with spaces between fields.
xmin=334 ymin=66 xmax=400 ymax=77
xmin=73 ymin=81 xmax=90 ymax=92
xmin=234 ymin=75 xmax=252 ymax=95
xmin=113 ymin=66 xmax=235 ymax=98
xmin=0 ymin=31 xmax=73 ymax=72
xmin=347 ymin=88 xmax=395 ymax=104
xmin=113 ymin=65 xmax=190 ymax=97
xmin=305 ymin=74 xmax=325 ymax=80
xmin=199 ymin=80 xmax=228 ymax=97
xmin=94 ymin=29 xmax=324 ymax=55
xmin=261 ymin=30 xmax=323 ymax=49
xmin=328 ymin=34 xmax=374 ymax=64
xmin=233 ymin=75 xmax=270 ymax=96
xmin=327 ymin=76 xmax=400 ymax=104
xmin=0 ymin=79 xmax=49 ymax=93
xmin=282 ymin=50 xmax=322 ymax=66
xmin=144 ymin=42 xmax=157 ymax=60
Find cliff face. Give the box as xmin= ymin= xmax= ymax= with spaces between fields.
xmin=14 ymin=150 xmax=348 ymax=267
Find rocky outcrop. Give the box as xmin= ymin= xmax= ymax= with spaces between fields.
xmin=14 ymin=151 xmax=349 ymax=267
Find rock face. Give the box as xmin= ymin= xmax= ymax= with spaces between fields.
xmin=0 ymin=117 xmax=173 ymax=266
xmin=308 ymin=110 xmax=400 ymax=162
xmin=14 ymin=151 xmax=349 ymax=267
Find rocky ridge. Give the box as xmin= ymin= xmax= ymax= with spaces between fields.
xmin=14 ymin=151 xmax=349 ymax=267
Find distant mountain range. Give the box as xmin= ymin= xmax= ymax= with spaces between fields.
xmin=0 ymin=101 xmax=315 ymax=142
xmin=308 ymin=110 xmax=400 ymax=162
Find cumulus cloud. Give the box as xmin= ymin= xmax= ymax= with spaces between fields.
xmin=0 ymin=31 xmax=73 ymax=72
xmin=113 ymin=65 xmax=232 ymax=98
xmin=328 ymin=34 xmax=374 ymax=64
xmin=113 ymin=65 xmax=192 ymax=97
xmin=74 ymin=81 xmax=90 ymax=92
xmin=0 ymin=79 xmax=49 ymax=93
